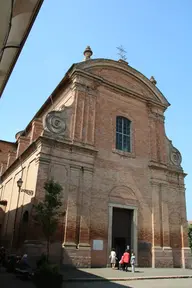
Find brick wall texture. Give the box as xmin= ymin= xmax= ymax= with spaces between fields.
xmin=1 ymin=59 xmax=191 ymax=268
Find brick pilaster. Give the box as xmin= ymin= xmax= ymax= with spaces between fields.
xmin=16 ymin=136 xmax=30 ymax=158
xmin=7 ymin=151 xmax=16 ymax=168
xmin=30 ymin=118 xmax=43 ymax=143
xmin=78 ymin=169 xmax=92 ymax=248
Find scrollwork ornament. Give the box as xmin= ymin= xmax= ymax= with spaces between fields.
xmin=170 ymin=149 xmax=182 ymax=166
xmin=45 ymin=111 xmax=66 ymax=135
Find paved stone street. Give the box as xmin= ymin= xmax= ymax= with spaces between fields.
xmin=1 ymin=271 xmax=192 ymax=288
xmin=0 ymin=271 xmax=34 ymax=288
xmin=62 ymin=267 xmax=192 ymax=280
xmin=64 ymin=278 xmax=192 ymax=288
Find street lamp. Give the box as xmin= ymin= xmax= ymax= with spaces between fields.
xmin=10 ymin=178 xmax=23 ymax=252
xmin=17 ymin=178 xmax=23 ymax=189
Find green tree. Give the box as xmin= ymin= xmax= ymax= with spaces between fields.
xmin=188 ymin=224 xmax=192 ymax=251
xmin=34 ymin=179 xmax=62 ymax=261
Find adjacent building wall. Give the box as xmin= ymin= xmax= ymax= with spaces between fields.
xmin=0 ymin=144 xmax=40 ymax=247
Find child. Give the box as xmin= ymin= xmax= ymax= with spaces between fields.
xmin=119 ymin=255 xmax=124 ymax=270
xmin=109 ymin=248 xmax=116 ymax=269
xmin=131 ymin=252 xmax=136 ymax=273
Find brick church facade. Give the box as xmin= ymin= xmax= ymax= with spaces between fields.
xmin=0 ymin=47 xmax=191 ymax=267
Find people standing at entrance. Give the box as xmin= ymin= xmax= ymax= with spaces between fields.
xmin=131 ymin=252 xmax=136 ymax=273
xmin=116 ymin=246 xmax=121 ymax=270
xmin=119 ymin=255 xmax=124 ymax=270
xmin=122 ymin=249 xmax=130 ymax=272
xmin=109 ymin=248 xmax=116 ymax=269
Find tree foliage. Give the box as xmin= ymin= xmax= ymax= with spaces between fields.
xmin=189 ymin=224 xmax=192 ymax=251
xmin=34 ymin=179 xmax=62 ymax=259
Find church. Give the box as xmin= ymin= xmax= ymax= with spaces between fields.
xmin=0 ymin=47 xmax=191 ymax=268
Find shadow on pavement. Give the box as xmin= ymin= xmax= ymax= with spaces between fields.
xmin=0 ymin=268 xmax=134 ymax=288
xmin=64 ymin=281 xmax=134 ymax=288
xmin=0 ymin=269 xmax=34 ymax=288
xmin=62 ymin=267 xmax=136 ymax=288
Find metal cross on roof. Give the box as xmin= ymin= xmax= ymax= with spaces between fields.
xmin=117 ymin=45 xmax=127 ymax=61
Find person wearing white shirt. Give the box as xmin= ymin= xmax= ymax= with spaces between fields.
xmin=109 ymin=248 xmax=116 ymax=269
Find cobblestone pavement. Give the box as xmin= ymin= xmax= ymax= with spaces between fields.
xmin=64 ymin=279 xmax=192 ymax=288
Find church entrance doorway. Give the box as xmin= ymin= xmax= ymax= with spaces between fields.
xmin=112 ymin=207 xmax=133 ymax=259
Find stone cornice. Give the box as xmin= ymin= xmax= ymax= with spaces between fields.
xmin=149 ymin=161 xmax=168 ymax=171
xmin=149 ymin=161 xmax=186 ymax=176
xmin=0 ymin=134 xmax=98 ymax=181
xmin=71 ymin=80 xmax=98 ymax=97
xmin=148 ymin=112 xmax=165 ymax=122
xmin=40 ymin=136 xmax=98 ymax=155
xmin=147 ymin=103 xmax=165 ymax=122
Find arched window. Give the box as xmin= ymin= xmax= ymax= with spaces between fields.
xmin=116 ymin=116 xmax=131 ymax=152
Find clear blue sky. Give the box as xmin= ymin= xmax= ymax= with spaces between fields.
xmin=0 ymin=0 xmax=191 ymax=218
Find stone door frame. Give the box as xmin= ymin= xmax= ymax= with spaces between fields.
xmin=108 ymin=203 xmax=138 ymax=265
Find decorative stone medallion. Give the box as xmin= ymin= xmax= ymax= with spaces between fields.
xmin=44 ymin=110 xmax=66 ymax=135
xmin=170 ymin=148 xmax=182 ymax=166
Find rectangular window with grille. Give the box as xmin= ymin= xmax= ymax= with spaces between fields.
xmin=116 ymin=116 xmax=131 ymax=152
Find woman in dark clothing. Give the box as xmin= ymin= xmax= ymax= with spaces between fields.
xmin=115 ymin=246 xmax=121 ymax=269
xmin=0 ymin=246 xmax=6 ymax=267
